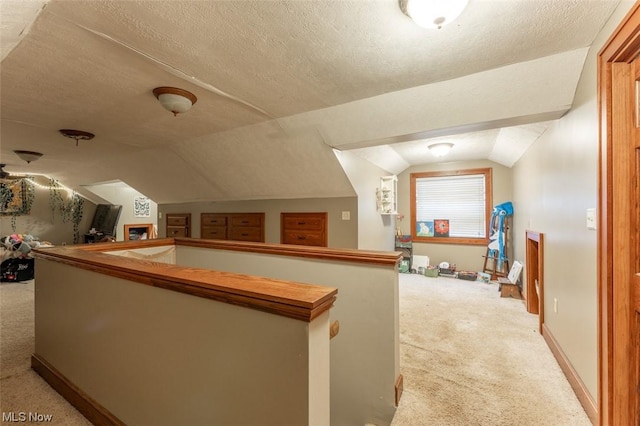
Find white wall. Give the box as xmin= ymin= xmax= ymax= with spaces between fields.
xmin=0 ymin=175 xmax=95 ymax=245
xmin=175 ymin=245 xmax=400 ymax=426
xmin=334 ymin=150 xmax=397 ymax=251
xmin=35 ymin=259 xmax=330 ymax=425
xmin=511 ymin=1 xmax=635 ymax=402
xmin=159 ymin=196 xmax=358 ymax=248
xmin=83 ymin=181 xmax=158 ymax=241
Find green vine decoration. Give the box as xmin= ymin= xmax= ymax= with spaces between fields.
xmin=49 ymin=178 xmax=64 ymax=223
xmin=48 ymin=179 xmax=84 ymax=243
xmin=70 ymin=194 xmax=84 ymax=244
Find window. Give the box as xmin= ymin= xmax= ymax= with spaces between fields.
xmin=410 ymin=168 xmax=492 ymax=245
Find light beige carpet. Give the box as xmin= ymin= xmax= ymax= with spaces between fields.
xmin=1 ymin=276 xmax=590 ymax=425
xmin=391 ymin=273 xmax=591 ymax=426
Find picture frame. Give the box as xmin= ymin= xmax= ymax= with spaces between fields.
xmin=0 ymin=178 xmax=30 ymax=216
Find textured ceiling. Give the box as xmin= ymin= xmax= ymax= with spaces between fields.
xmin=0 ymin=0 xmax=622 ymax=204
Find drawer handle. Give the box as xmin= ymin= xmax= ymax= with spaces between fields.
xmin=297 ymin=236 xmax=306 ymax=240
xmin=241 ymin=233 xmax=249 ymax=236
xmin=241 ymin=221 xmax=249 ymax=224
xmin=297 ymin=222 xmax=306 ymax=225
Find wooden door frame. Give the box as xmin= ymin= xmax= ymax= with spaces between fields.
xmin=598 ymin=3 xmax=640 ymax=425
xmin=525 ymin=230 xmax=543 ymax=333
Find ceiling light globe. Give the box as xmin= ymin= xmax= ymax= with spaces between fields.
xmin=405 ymin=0 xmax=469 ymax=29
xmin=153 ymin=87 xmax=198 ymax=116
xmin=157 ymin=93 xmax=194 ymax=115
xmin=429 ymin=143 xmax=454 ymax=157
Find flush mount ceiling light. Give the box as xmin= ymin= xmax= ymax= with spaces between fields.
xmin=59 ymin=129 xmax=95 ymax=147
xmin=14 ymin=150 xmax=43 ymax=164
xmin=399 ymin=0 xmax=469 ymax=29
xmin=429 ymin=142 xmax=454 ymax=157
xmin=153 ymin=86 xmax=198 ymax=116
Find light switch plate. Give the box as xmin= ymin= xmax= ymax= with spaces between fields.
xmin=342 ymin=211 xmax=350 ymax=220
xmin=586 ymin=208 xmax=596 ymax=230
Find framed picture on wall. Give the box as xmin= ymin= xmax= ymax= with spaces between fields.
xmin=0 ymin=178 xmax=31 ymax=216
xmin=134 ymin=196 xmax=150 ymax=217
xmin=416 ymin=221 xmax=434 ymax=237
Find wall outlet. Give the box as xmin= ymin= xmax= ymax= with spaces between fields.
xmin=342 ymin=211 xmax=351 ymax=220
xmin=553 ymin=298 xmax=558 ymax=313
xmin=158 ymin=212 xmax=162 ymax=219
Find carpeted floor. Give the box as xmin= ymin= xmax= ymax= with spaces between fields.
xmin=391 ymin=273 xmax=591 ymax=426
xmin=0 ymin=275 xmax=590 ymax=425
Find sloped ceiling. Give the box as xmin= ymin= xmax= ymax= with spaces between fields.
xmin=0 ymin=0 xmax=621 ymax=204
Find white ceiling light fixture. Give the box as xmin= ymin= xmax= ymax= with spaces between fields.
xmin=14 ymin=150 xmax=43 ymax=164
xmin=429 ymin=142 xmax=454 ymax=157
xmin=153 ymin=87 xmax=198 ymax=116
xmin=399 ymin=0 xmax=469 ymax=29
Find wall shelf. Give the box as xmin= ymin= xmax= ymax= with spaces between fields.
xmin=376 ymin=175 xmax=398 ymax=214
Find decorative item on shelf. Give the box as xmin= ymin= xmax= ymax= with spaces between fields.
xmin=416 ymin=220 xmax=435 ymax=237
xmin=14 ymin=150 xmax=43 ymax=164
xmin=59 ymin=129 xmax=95 ymax=147
xmin=153 ymin=86 xmax=197 ymax=116
xmin=395 ymin=213 xmax=405 ymax=236
xmin=434 ymin=219 xmax=450 ymax=237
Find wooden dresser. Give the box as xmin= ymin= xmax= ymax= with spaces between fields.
xmin=201 ymin=213 xmax=265 ymax=242
xmin=166 ymin=213 xmax=191 ymax=237
xmin=280 ymin=212 xmax=327 ymax=247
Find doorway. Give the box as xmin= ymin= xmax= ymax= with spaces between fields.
xmin=525 ymin=230 xmax=543 ymax=334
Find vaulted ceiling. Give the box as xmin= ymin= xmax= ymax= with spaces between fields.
xmin=0 ymin=0 xmax=621 ymax=204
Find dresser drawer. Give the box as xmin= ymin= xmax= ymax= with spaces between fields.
xmin=201 ymin=214 xmax=227 ymax=226
xmin=230 ymin=214 xmax=263 ymax=227
xmin=282 ymin=230 xmax=325 ymax=246
xmin=283 ymin=216 xmax=325 ymax=230
xmin=229 ymin=227 xmax=263 ymax=242
xmin=201 ymin=226 xmax=227 ymax=239
xmin=167 ymin=216 xmax=188 ymax=226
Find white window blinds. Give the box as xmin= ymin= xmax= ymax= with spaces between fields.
xmin=415 ymin=174 xmax=486 ymax=238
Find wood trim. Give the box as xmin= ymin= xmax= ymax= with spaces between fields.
xmin=33 ymin=244 xmax=337 ymax=323
xmin=542 ymin=324 xmax=597 ymax=425
xmin=395 ymin=374 xmax=404 ymax=407
xmin=525 ymin=230 xmax=544 ymax=334
xmin=409 ymin=167 xmax=492 ymax=245
xmin=598 ymin=5 xmax=640 ymax=424
xmin=175 ymin=238 xmax=402 ymax=266
xmin=75 ymin=238 xmax=176 ymax=252
xmin=31 ymin=354 xmax=124 ymax=426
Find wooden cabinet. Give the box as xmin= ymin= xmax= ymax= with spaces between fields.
xmin=281 ymin=212 xmax=327 ymax=247
xmin=124 ymin=223 xmax=153 ymax=240
xmin=166 ymin=213 xmax=191 ymax=237
xmin=201 ymin=213 xmax=264 ymax=242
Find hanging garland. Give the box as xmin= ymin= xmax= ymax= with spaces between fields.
xmin=48 ymin=179 xmax=85 ymax=243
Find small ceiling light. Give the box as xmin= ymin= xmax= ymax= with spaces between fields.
xmin=14 ymin=150 xmax=43 ymax=164
xmin=59 ymin=129 xmax=95 ymax=147
xmin=399 ymin=0 xmax=469 ymax=29
xmin=429 ymin=142 xmax=454 ymax=157
xmin=153 ymin=86 xmax=198 ymax=116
